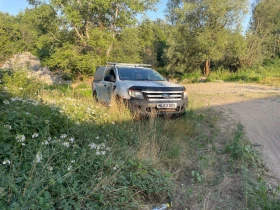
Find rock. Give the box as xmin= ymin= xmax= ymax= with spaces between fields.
xmin=1 ymin=52 xmax=70 ymax=85
xmin=2 ymin=52 xmax=41 ymax=71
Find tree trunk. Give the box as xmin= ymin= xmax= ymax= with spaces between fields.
xmin=106 ymin=5 xmax=119 ymax=58
xmin=106 ymin=43 xmax=114 ymax=58
xmin=204 ymin=58 xmax=210 ymax=76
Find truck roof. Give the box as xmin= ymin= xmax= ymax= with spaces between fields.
xmin=106 ymin=62 xmax=151 ymax=67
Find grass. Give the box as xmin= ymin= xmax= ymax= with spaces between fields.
xmin=0 ymin=68 xmax=279 ymax=209
xmin=206 ymin=65 xmax=280 ymax=87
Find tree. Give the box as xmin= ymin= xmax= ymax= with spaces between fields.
xmin=0 ymin=12 xmax=24 ymax=62
xmin=17 ymin=4 xmax=59 ymax=57
xmin=108 ymin=27 xmax=142 ymax=63
xmin=244 ymin=0 xmax=280 ymax=66
xmin=166 ymin=0 xmax=248 ymax=75
xmin=138 ymin=19 xmax=168 ymax=66
xmin=29 ymin=0 xmax=158 ymax=56
xmin=24 ymin=0 xmax=159 ymax=77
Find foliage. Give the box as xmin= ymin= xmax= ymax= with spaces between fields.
xmin=1 ymin=0 xmax=280 ymax=79
xmin=138 ymin=19 xmax=168 ymax=67
xmin=166 ymin=0 xmax=248 ymax=75
xmin=109 ymin=27 xmax=142 ymax=63
xmin=246 ymin=178 xmax=280 ymax=209
xmin=203 ymin=63 xmax=280 ymax=86
xmin=225 ymin=124 xmax=280 ymax=209
xmin=244 ymin=0 xmax=280 ymax=66
xmin=226 ymin=124 xmax=259 ymax=163
xmin=0 ymin=1 xmax=163 ymax=77
xmin=0 ymin=12 xmax=25 ymax=62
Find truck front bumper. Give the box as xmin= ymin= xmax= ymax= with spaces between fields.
xmin=127 ymin=98 xmax=188 ymax=116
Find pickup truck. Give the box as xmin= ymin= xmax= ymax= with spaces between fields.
xmin=92 ymin=63 xmax=188 ymax=117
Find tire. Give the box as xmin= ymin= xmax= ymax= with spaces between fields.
xmin=92 ymin=91 xmax=98 ymax=102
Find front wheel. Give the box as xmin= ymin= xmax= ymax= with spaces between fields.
xmin=92 ymin=91 xmax=98 ymax=102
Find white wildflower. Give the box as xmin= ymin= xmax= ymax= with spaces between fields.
xmin=112 ymin=121 xmax=115 ymax=125
xmin=95 ymin=136 xmax=99 ymax=140
xmin=16 ymin=134 xmax=25 ymax=143
xmin=88 ymin=143 xmax=97 ymax=149
xmin=3 ymin=100 xmax=9 ymax=105
xmin=35 ymin=151 xmax=43 ymax=163
xmin=96 ymin=151 xmax=101 ymax=155
xmin=2 ymin=160 xmax=11 ymax=165
xmin=4 ymin=124 xmax=12 ymax=130
xmin=47 ymin=137 xmax=52 ymax=141
xmin=67 ymin=165 xmax=72 ymax=171
xmin=69 ymin=137 xmax=75 ymax=143
xmin=113 ymin=166 xmax=117 ymax=170
xmin=101 ymin=151 xmax=106 ymax=155
xmin=47 ymin=166 xmax=53 ymax=171
xmin=60 ymin=134 xmax=67 ymax=139
xmin=21 ymin=143 xmax=26 ymax=146
xmin=62 ymin=142 xmax=70 ymax=148
xmin=4 ymin=86 xmax=8 ymax=90
xmin=71 ymin=160 xmax=75 ymax=163
xmin=42 ymin=140 xmax=49 ymax=145
xmin=32 ymin=133 xmax=39 ymax=138
xmin=11 ymin=97 xmax=22 ymax=101
xmin=19 ymin=87 xmax=23 ymax=90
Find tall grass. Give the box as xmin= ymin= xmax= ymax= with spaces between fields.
xmin=226 ymin=124 xmax=280 ymax=209
xmin=1 ymin=69 xmax=279 ymax=209
xmin=206 ymin=64 xmax=280 ymax=86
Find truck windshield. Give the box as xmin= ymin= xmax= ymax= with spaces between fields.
xmin=117 ymin=67 xmax=165 ymax=81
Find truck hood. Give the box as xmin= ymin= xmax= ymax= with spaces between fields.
xmin=119 ymin=80 xmax=185 ymax=91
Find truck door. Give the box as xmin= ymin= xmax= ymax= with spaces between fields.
xmin=100 ymin=67 xmax=116 ymax=103
xmin=94 ymin=66 xmax=106 ymax=102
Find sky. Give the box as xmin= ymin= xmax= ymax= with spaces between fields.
xmin=0 ymin=0 xmax=30 ymax=15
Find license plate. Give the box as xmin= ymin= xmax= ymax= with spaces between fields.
xmin=157 ymin=103 xmax=177 ymax=109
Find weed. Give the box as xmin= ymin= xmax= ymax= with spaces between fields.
xmin=225 ymin=124 xmax=263 ymax=170
xmin=191 ymin=171 xmax=204 ymax=182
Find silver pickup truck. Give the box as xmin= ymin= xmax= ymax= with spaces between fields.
xmin=92 ymin=63 xmax=188 ymax=116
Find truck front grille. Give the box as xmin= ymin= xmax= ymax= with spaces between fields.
xmin=143 ymin=91 xmax=183 ymax=102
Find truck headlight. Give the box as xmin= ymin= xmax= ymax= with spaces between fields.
xmin=128 ymin=89 xmax=144 ymax=99
xmin=183 ymin=91 xmax=188 ymax=99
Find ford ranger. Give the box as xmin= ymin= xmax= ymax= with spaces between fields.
xmin=92 ymin=63 xmax=188 ymax=116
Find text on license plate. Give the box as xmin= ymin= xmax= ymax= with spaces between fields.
xmin=157 ymin=103 xmax=177 ymax=109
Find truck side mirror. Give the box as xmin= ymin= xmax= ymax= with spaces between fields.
xmin=104 ymin=75 xmax=116 ymax=82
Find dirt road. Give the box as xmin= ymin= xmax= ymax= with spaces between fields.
xmin=185 ymin=82 xmax=280 ymax=182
